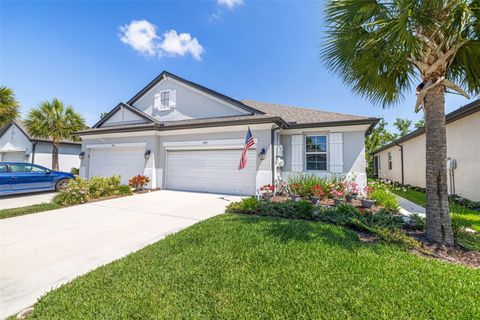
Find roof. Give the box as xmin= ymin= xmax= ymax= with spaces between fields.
xmin=78 ymin=71 xmax=379 ymax=136
xmin=0 ymin=120 xmax=82 ymax=145
xmin=373 ymin=99 xmax=480 ymax=154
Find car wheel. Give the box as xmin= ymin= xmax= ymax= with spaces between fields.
xmin=55 ymin=179 xmax=70 ymax=191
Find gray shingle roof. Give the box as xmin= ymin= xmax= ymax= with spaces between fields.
xmin=0 ymin=120 xmax=82 ymax=145
xmin=240 ymin=100 xmax=374 ymax=124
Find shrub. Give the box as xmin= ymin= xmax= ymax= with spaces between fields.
xmin=70 ymin=167 xmax=80 ymax=175
xmin=370 ymin=186 xmax=399 ymax=211
xmin=128 ymin=175 xmax=151 ymax=191
xmin=53 ymin=176 xmax=132 ymax=206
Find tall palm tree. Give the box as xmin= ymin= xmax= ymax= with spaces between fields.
xmin=0 ymin=86 xmax=20 ymax=128
xmin=322 ymin=0 xmax=480 ymax=245
xmin=25 ymin=98 xmax=86 ymax=171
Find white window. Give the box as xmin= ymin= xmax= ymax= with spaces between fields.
xmin=154 ymin=90 xmax=176 ymax=111
xmin=388 ymin=152 xmax=392 ymax=170
xmin=305 ymin=135 xmax=327 ymax=171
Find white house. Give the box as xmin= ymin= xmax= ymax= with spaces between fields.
xmin=0 ymin=120 xmax=82 ymax=172
xmin=77 ymin=71 xmax=378 ymax=195
xmin=373 ymin=99 xmax=480 ymax=201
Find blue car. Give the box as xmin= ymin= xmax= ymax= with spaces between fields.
xmin=0 ymin=162 xmax=74 ymax=196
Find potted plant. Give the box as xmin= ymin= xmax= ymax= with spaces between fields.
xmin=361 ymin=185 xmax=376 ymax=208
xmin=310 ymin=185 xmax=324 ymax=205
xmin=330 ymin=189 xmax=345 ymax=206
xmin=289 ymin=183 xmax=302 ymax=202
xmin=259 ymin=184 xmax=275 ymax=201
xmin=344 ymin=181 xmax=359 ymax=203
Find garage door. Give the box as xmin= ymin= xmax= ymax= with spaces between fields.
xmin=89 ymin=147 xmax=146 ymax=184
xmin=166 ymin=149 xmax=256 ymax=195
xmin=2 ymin=152 xmax=25 ymax=162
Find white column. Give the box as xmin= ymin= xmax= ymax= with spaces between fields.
xmin=329 ymin=132 xmax=343 ymax=173
xmin=291 ymin=135 xmax=303 ymax=172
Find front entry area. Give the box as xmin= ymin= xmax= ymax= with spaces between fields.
xmin=166 ymin=149 xmax=257 ymax=195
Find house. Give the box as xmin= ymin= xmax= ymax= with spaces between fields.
xmin=373 ymin=99 xmax=480 ymax=201
xmin=0 ymin=120 xmax=82 ymax=172
xmin=77 ymin=71 xmax=378 ymax=195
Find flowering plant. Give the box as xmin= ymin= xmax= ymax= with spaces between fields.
xmin=330 ymin=189 xmax=345 ymax=199
xmin=310 ymin=185 xmax=325 ymax=198
xmin=128 ymin=175 xmax=150 ymax=191
xmin=344 ymin=181 xmax=359 ymax=196
xmin=363 ymin=185 xmax=374 ymax=199
xmin=260 ymin=184 xmax=275 ymax=195
xmin=289 ymin=183 xmax=302 ymax=196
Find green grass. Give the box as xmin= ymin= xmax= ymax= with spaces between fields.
xmin=0 ymin=203 xmax=61 ymax=219
xmin=391 ymin=188 xmax=480 ymax=232
xmin=30 ymin=214 xmax=479 ymax=320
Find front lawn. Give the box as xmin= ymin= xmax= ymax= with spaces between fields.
xmin=30 ymin=214 xmax=479 ymax=319
xmin=392 ymin=188 xmax=480 ymax=232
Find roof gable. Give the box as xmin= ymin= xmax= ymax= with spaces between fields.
xmin=127 ymin=72 xmax=262 ymax=122
xmin=94 ymin=103 xmax=157 ymax=128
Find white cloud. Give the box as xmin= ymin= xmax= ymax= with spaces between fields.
xmin=119 ymin=20 xmax=158 ymax=56
xmin=119 ymin=20 xmax=204 ymax=60
xmin=217 ymin=0 xmax=244 ymax=9
xmin=159 ymin=30 xmax=204 ymax=60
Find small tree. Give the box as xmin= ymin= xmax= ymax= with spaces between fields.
xmin=365 ymin=119 xmax=396 ymax=176
xmin=0 ymin=86 xmax=20 ymax=127
xmin=393 ymin=118 xmax=412 ymax=136
xmin=25 ymin=98 xmax=86 ymax=170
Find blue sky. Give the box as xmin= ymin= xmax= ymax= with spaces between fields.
xmin=0 ymin=0 xmax=474 ymax=132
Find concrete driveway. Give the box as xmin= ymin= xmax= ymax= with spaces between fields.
xmin=0 ymin=190 xmax=242 ymax=319
xmin=0 ymin=191 xmax=56 ymax=210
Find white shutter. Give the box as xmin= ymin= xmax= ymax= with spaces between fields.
xmin=291 ymin=135 xmax=303 ymax=172
xmin=169 ymin=90 xmax=176 ymax=108
xmin=329 ymin=132 xmax=343 ymax=173
xmin=154 ymin=93 xmax=161 ymax=110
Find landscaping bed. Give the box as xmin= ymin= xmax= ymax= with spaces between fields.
xmin=26 ymin=214 xmax=480 ymax=319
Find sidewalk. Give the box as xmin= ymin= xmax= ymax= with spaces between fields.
xmin=396 ymin=195 xmax=425 ymax=218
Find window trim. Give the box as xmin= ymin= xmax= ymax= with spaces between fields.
xmin=305 ymin=134 xmax=328 ymax=172
xmin=154 ymin=90 xmax=172 ymax=111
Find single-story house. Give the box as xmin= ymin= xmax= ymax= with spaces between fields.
xmin=0 ymin=120 xmax=82 ymax=172
xmin=77 ymin=71 xmax=378 ymax=195
xmin=373 ymin=99 xmax=480 ymax=201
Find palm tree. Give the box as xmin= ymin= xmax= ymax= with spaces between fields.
xmin=322 ymin=0 xmax=480 ymax=245
xmin=0 ymin=86 xmax=20 ymax=128
xmin=25 ymin=98 xmax=86 ymax=171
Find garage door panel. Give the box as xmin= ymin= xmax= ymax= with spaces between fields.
xmin=166 ymin=149 xmax=256 ymax=195
xmin=2 ymin=152 xmax=25 ymax=162
xmin=89 ymin=147 xmax=145 ymax=184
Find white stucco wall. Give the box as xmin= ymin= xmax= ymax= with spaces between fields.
xmin=0 ymin=124 xmax=32 ymax=161
xmin=131 ymin=77 xmax=250 ymax=122
xmin=376 ymin=111 xmax=480 ymax=201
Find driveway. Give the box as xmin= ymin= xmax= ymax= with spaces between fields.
xmin=0 ymin=190 xmax=242 ymax=319
xmin=0 ymin=191 xmax=56 ymax=210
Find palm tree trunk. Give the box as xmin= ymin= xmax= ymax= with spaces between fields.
xmin=423 ymin=84 xmax=454 ymax=246
xmin=52 ymin=140 xmax=59 ymax=171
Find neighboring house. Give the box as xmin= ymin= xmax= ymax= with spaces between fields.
xmin=77 ymin=71 xmax=378 ymax=195
xmin=0 ymin=120 xmax=82 ymax=172
xmin=373 ymin=99 xmax=480 ymax=201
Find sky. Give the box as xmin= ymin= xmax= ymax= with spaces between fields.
xmin=0 ymin=0 xmax=475 ymax=132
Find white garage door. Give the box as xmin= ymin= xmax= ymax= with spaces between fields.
xmin=2 ymin=152 xmax=25 ymax=162
xmin=89 ymin=147 xmax=146 ymax=184
xmin=166 ymin=149 xmax=256 ymax=195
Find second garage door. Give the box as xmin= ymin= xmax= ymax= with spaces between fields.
xmin=89 ymin=147 xmax=146 ymax=184
xmin=166 ymin=149 xmax=256 ymax=195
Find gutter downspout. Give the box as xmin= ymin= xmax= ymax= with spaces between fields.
xmin=271 ymin=124 xmax=283 ymax=185
xmin=395 ymin=142 xmax=404 ymax=185
xmin=31 ymin=142 xmax=37 ymax=164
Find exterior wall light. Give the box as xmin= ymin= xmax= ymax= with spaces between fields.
xmin=144 ymin=150 xmax=151 ymax=160
xmin=79 ymin=151 xmax=85 ymax=159
xmin=259 ymin=148 xmax=266 ymax=161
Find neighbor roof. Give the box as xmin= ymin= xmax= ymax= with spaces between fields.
xmin=373 ymin=99 xmax=480 ymax=154
xmin=0 ymin=120 xmax=82 ymax=145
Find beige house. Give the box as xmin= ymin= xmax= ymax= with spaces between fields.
xmin=373 ymin=100 xmax=480 ymax=201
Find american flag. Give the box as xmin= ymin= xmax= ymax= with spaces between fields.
xmin=238 ymin=127 xmax=255 ymax=170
